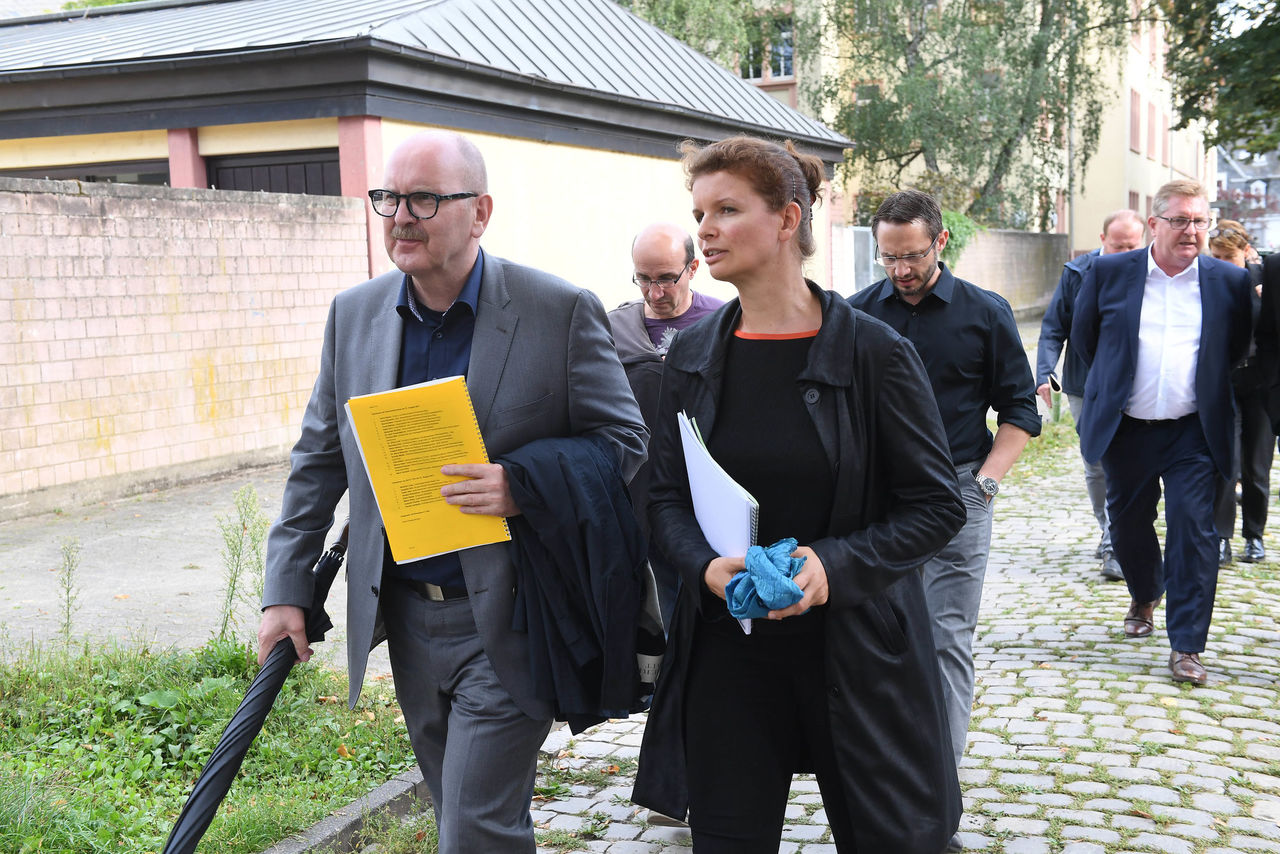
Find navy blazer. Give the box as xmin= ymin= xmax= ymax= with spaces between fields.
xmin=1070 ymin=247 xmax=1253 ymax=478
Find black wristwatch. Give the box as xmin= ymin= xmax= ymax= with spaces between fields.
xmin=975 ymin=474 xmax=999 ymax=498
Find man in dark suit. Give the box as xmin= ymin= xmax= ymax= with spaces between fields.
xmin=1071 ymin=179 xmax=1252 ymax=686
xmin=1035 ymin=209 xmax=1145 ymax=581
xmin=256 ymin=131 xmax=647 ymax=852
xmin=1256 ymin=252 xmax=1280 ymax=439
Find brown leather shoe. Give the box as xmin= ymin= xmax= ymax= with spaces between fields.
xmin=1123 ymin=598 xmax=1158 ymax=638
xmin=1170 ymin=651 xmax=1207 ymax=685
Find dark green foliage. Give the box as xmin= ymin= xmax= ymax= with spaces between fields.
xmin=804 ymin=0 xmax=1134 ymax=229
xmin=0 ymin=638 xmax=414 ymax=854
xmin=1164 ymin=0 xmax=1279 ymax=154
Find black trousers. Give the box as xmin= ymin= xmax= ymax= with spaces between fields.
xmin=683 ymin=611 xmax=857 ymax=853
xmin=1214 ymin=389 xmax=1275 ymax=540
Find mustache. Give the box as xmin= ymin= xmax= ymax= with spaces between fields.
xmin=391 ymin=226 xmax=424 ymax=241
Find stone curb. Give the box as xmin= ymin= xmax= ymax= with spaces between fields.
xmin=258 ymin=768 xmax=431 ymax=854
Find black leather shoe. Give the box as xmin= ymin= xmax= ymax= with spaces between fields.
xmin=1243 ymin=537 xmax=1265 ymax=563
xmin=946 ymin=832 xmax=963 ymax=851
xmin=1219 ymin=538 xmax=1233 ymax=566
xmin=1101 ymin=550 xmax=1124 ymax=581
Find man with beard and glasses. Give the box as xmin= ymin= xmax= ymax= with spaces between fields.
xmin=848 ymin=189 xmax=1040 ymax=853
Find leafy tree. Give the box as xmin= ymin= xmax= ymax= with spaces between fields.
xmin=623 ymin=0 xmax=1146 ymax=229
xmin=1163 ymin=0 xmax=1279 ymax=155
xmin=803 ymin=0 xmax=1137 ymax=228
xmin=614 ymin=0 xmax=763 ymax=68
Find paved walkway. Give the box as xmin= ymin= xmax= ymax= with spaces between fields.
xmin=6 ymin=425 xmax=1280 ymax=852
xmin=477 ymin=437 xmax=1280 ymax=854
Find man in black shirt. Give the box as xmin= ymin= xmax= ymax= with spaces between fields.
xmin=849 ymin=191 xmax=1039 ymax=850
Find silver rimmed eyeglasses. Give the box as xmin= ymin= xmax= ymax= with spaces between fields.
xmin=633 ymin=260 xmax=692 ymax=290
xmin=1153 ymin=215 xmax=1213 ymax=231
xmin=875 ymin=234 xmax=940 ymax=267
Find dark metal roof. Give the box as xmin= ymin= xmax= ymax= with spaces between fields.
xmin=0 ymin=0 xmax=848 ymax=156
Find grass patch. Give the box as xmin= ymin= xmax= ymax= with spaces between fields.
xmin=0 ymin=636 xmax=415 ymax=854
xmin=316 ymin=810 xmax=437 ymax=854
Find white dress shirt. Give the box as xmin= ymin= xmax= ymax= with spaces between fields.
xmin=1125 ymin=249 xmax=1201 ymax=420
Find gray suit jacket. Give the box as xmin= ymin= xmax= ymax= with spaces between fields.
xmin=263 ymin=253 xmax=648 ymax=716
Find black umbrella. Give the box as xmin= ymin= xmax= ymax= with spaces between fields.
xmin=162 ymin=524 xmax=349 ymax=854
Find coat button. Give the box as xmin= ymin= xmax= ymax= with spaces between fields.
xmin=804 ymin=388 xmax=820 ymax=404
xmin=829 ymin=685 xmax=840 ymax=697
xmin=371 ymin=585 xmax=379 ymax=597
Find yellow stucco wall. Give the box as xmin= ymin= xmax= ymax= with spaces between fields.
xmin=0 ymin=119 xmax=339 ymax=171
xmin=379 ymin=119 xmax=834 ymax=307
xmin=0 ymin=115 xmax=835 ymax=306
xmin=1072 ymin=32 xmax=1211 ymax=253
xmin=0 ymin=130 xmax=168 ymax=169
xmin=197 ymin=118 xmax=339 ymax=156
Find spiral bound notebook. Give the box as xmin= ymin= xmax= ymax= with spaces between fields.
xmin=677 ymin=410 xmax=758 ymax=633
xmin=345 ymin=376 xmax=511 ymax=563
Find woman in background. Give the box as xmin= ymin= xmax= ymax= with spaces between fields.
xmin=632 ymin=135 xmax=966 ymax=853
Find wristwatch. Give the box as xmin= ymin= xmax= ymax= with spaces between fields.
xmin=974 ymin=474 xmax=1000 ymax=498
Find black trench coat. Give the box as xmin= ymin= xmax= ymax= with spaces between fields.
xmin=632 ymin=285 xmax=966 ymax=853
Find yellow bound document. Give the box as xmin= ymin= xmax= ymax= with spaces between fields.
xmin=345 ymin=376 xmax=511 ymax=563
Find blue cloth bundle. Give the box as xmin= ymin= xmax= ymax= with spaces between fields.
xmin=724 ymin=537 xmax=807 ymax=619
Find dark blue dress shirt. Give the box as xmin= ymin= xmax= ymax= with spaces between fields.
xmin=384 ymin=249 xmax=485 ymax=585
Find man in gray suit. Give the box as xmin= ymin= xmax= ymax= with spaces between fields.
xmin=256 ymin=131 xmax=647 ymax=853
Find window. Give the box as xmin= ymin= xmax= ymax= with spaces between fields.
xmin=1161 ymin=113 xmax=1169 ymax=166
xmin=1145 ymin=195 xmax=1153 ymax=219
xmin=970 ymin=0 xmax=1005 ymax=25
xmin=741 ymin=15 xmax=794 ymax=80
xmin=1251 ymin=180 xmax=1268 ymax=208
xmin=1129 ymin=190 xmax=1140 ymax=212
xmin=854 ymin=82 xmax=882 ymax=104
xmin=206 ymin=149 xmax=340 ymax=196
xmin=853 ymin=0 xmax=882 ymax=30
xmin=739 ymin=28 xmax=764 ymax=79
xmin=1129 ymin=90 xmax=1141 ymax=152
xmin=770 ymin=17 xmax=794 ymax=77
xmin=1147 ymin=102 xmax=1156 ymax=159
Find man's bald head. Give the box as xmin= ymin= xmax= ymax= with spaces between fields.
xmin=1100 ymin=209 xmax=1145 ymax=255
xmin=631 ymin=223 xmax=698 ymax=320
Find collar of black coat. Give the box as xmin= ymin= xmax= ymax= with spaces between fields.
xmin=662 ymin=281 xmax=858 ymax=389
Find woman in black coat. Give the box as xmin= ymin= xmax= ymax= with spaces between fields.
xmin=631 ymin=135 xmax=967 ymax=853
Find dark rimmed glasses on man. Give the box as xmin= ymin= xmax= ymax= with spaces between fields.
xmin=1153 ymin=215 xmax=1213 ymax=231
xmin=875 ymin=234 xmax=940 ymax=267
xmin=633 ymin=260 xmax=692 ymax=290
xmin=368 ymin=189 xmax=478 ymax=220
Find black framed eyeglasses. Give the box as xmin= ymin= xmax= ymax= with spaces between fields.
xmin=368 ymin=189 xmax=478 ymax=220
xmin=875 ymin=234 xmax=940 ymax=267
xmin=633 ymin=260 xmax=692 ymax=290
xmin=1153 ymin=214 xmax=1213 ymax=231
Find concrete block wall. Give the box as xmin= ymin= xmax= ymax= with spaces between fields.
xmin=951 ymin=229 xmax=1069 ymax=319
xmin=0 ymin=177 xmax=368 ymax=519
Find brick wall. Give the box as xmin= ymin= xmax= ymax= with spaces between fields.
xmin=0 ymin=177 xmax=368 ymax=519
xmin=950 ymin=229 xmax=1069 ymax=319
